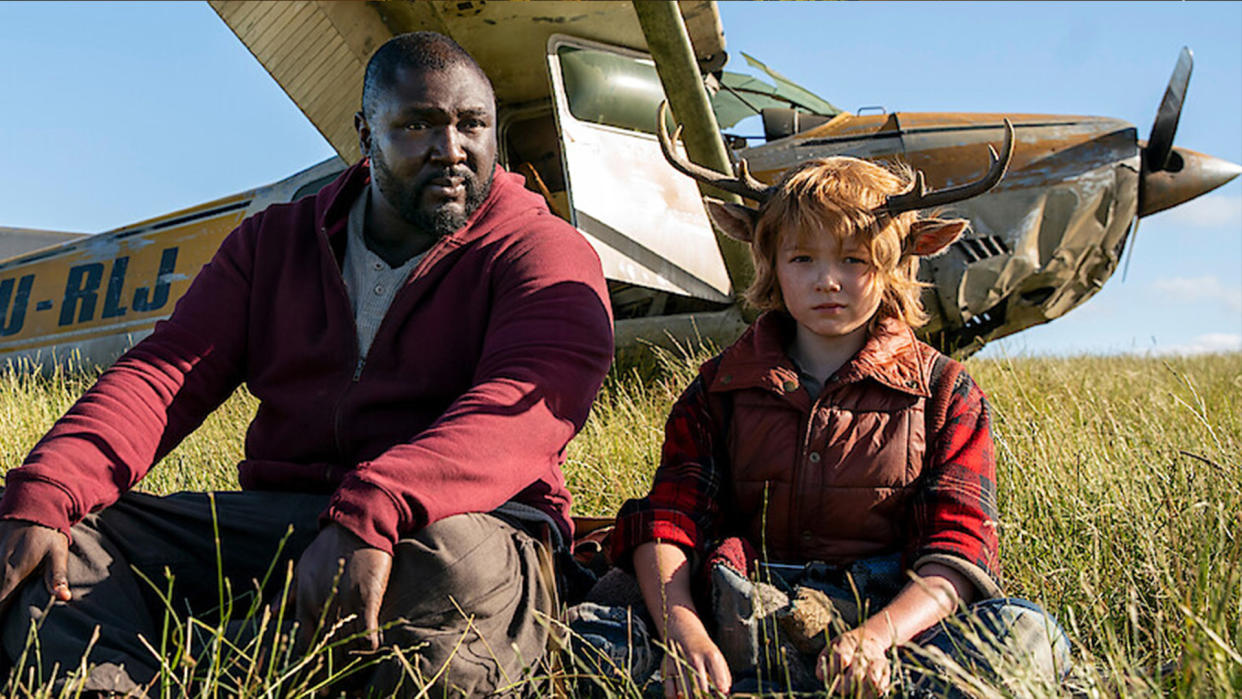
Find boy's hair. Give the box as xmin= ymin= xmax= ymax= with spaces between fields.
xmin=743 ymin=157 xmax=966 ymax=328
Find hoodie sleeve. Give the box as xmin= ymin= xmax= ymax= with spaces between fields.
xmin=0 ymin=217 xmax=257 ymax=537
xmin=321 ymin=210 xmax=614 ymax=553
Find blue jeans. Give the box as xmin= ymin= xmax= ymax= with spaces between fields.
xmin=900 ymin=596 xmax=1072 ymax=697
xmin=568 ymin=554 xmax=1071 ymax=696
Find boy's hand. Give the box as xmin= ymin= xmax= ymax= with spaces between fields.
xmin=818 ymin=627 xmax=892 ymax=697
xmin=661 ymin=607 xmax=731 ymax=697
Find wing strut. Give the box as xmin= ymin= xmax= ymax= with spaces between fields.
xmin=632 ymin=0 xmax=753 ymax=297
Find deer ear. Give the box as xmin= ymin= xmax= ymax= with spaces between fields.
xmin=908 ymin=218 xmax=969 ymax=257
xmin=704 ymin=197 xmax=759 ymax=243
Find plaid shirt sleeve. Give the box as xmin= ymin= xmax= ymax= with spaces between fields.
xmin=610 ymin=367 xmax=729 ymax=569
xmin=908 ymin=368 xmax=1002 ymax=593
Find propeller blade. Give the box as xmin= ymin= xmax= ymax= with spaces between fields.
xmin=1121 ymin=215 xmax=1139 ymax=283
xmin=1143 ymin=46 xmax=1193 ymax=173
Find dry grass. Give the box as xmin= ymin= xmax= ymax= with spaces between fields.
xmin=1 ymin=348 xmax=1239 ymax=695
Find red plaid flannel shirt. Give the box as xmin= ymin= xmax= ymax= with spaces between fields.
xmin=612 ymin=327 xmax=1000 ymax=590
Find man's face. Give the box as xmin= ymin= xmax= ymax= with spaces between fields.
xmin=359 ymin=63 xmax=497 ymax=237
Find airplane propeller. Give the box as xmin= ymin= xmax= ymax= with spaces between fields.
xmin=1136 ymin=48 xmax=1241 ymax=219
xmin=1125 ymin=46 xmax=1241 ymax=280
xmin=1143 ymin=46 xmax=1192 ymax=174
xmin=1126 ymin=48 xmax=1191 ymax=281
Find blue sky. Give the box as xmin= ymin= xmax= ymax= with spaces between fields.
xmin=1 ymin=1 xmax=1239 ymax=357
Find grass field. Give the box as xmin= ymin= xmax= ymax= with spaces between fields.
xmin=0 ymin=348 xmax=1239 ymax=696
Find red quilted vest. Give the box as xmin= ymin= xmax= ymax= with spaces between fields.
xmin=706 ymin=313 xmax=944 ymax=564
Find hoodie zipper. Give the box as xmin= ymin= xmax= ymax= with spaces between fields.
xmin=320 ymin=163 xmax=494 ymax=462
xmin=320 ymin=222 xmax=364 ymax=463
xmin=333 ymin=330 xmax=363 ymax=461
xmin=330 ymin=231 xmax=449 ymax=460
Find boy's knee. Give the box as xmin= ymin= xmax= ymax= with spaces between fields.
xmin=910 ymin=597 xmax=1071 ymax=687
xmin=565 ymin=601 xmax=658 ymax=688
xmin=973 ymin=598 xmax=1072 ymax=679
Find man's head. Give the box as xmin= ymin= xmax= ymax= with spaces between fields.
xmin=356 ymin=32 xmax=498 ymax=238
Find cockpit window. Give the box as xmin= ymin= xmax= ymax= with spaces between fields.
xmin=555 ymin=44 xmax=842 ymax=141
xmin=556 ymin=46 xmax=667 ymax=134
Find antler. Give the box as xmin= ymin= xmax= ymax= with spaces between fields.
xmin=657 ymin=101 xmax=773 ymax=203
xmin=879 ymin=118 xmax=1016 ymax=215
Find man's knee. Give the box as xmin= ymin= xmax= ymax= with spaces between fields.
xmin=374 ymin=513 xmax=552 ymax=695
xmin=386 ymin=513 xmax=534 ymax=619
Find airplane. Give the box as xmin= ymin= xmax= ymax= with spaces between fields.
xmin=0 ymin=1 xmax=1237 ymax=371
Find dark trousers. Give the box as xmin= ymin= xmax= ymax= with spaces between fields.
xmin=1 ymin=491 xmax=553 ymax=696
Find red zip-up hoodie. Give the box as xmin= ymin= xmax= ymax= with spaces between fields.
xmin=0 ymin=161 xmax=614 ymax=553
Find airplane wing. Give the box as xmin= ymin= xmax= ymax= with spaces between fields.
xmin=209 ymin=0 xmax=726 ymax=163
xmin=0 ymin=227 xmax=89 ymax=262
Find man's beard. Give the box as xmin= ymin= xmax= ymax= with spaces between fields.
xmin=371 ymin=151 xmax=494 ymax=238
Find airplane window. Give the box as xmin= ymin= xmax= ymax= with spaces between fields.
xmin=291 ymin=173 xmax=339 ymax=203
xmin=503 ymin=112 xmax=565 ymax=193
xmin=557 ymin=46 xmax=669 ymax=134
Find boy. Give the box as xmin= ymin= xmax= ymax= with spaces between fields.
xmin=574 ymin=116 xmax=1068 ymax=697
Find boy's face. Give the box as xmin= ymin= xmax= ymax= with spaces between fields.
xmin=775 ymin=230 xmax=882 ymax=344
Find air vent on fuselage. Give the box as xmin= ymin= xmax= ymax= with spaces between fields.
xmin=954 ymin=235 xmax=1010 ymax=264
xmin=963 ymin=310 xmax=994 ymax=329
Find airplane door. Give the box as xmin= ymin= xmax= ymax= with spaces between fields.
xmin=546 ymin=35 xmax=732 ymax=303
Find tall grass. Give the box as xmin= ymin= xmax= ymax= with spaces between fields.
xmin=1 ymin=349 xmax=1239 ymax=695
xmin=970 ymin=353 xmax=1242 ymax=695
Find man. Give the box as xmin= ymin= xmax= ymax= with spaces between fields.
xmin=0 ymin=32 xmax=613 ymax=695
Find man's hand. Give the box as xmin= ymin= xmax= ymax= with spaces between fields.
xmin=293 ymin=523 xmax=392 ymax=651
xmin=817 ymin=626 xmax=892 ymax=697
xmin=0 ymin=521 xmax=71 ymax=608
xmin=660 ymin=607 xmax=731 ymax=698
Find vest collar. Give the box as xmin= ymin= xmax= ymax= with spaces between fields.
xmin=709 ymin=312 xmax=932 ymax=399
